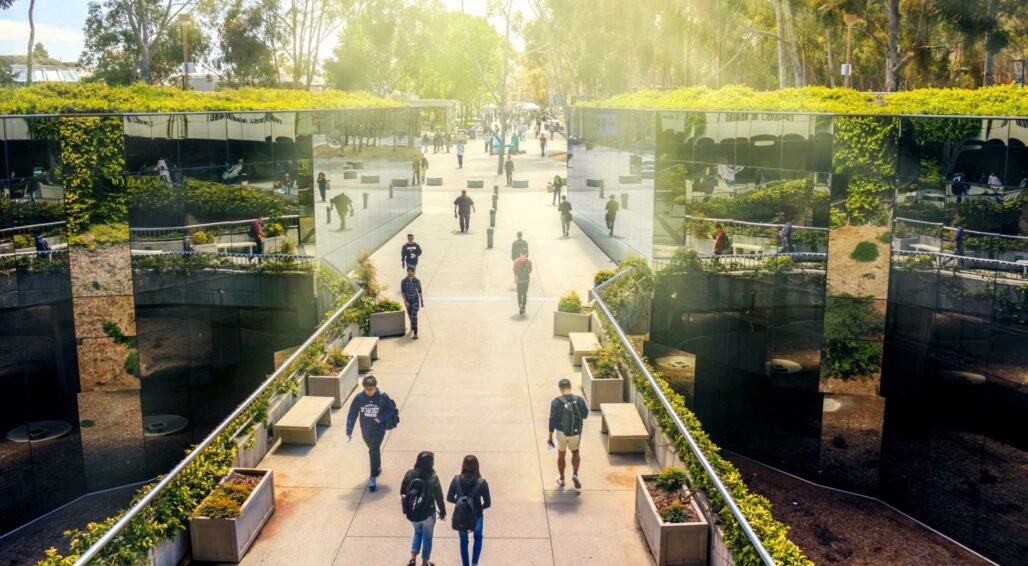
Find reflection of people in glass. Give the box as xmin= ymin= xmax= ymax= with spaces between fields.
xmin=34 ymin=232 xmax=50 ymax=256
xmin=224 ymin=158 xmax=245 ymax=184
xmin=456 ymin=143 xmax=465 ymax=168
xmin=953 ymin=221 xmax=965 ymax=256
xmin=331 ymin=191 xmax=355 ymax=229
xmin=157 ymin=158 xmax=172 ymax=184
xmin=183 ymin=234 xmax=196 ymax=252
xmin=551 ymin=175 xmax=563 ymax=205
xmin=604 ymin=195 xmax=619 ymax=236
xmin=250 ymin=219 xmax=264 ymax=254
xmin=987 ymin=171 xmax=1002 ymax=191
xmin=778 ymin=216 xmax=794 ymax=253
xmin=412 ymin=155 xmax=422 ymax=185
xmin=558 ymin=196 xmax=572 ymax=237
xmin=282 ymin=172 xmax=293 ymax=195
xmin=713 ymin=223 xmax=729 ymax=255
xmin=421 ymin=154 xmax=429 ymax=180
xmin=317 ymin=172 xmax=329 ymax=202
xmin=951 ymin=172 xmax=969 ymax=203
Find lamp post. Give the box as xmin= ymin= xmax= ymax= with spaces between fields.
xmin=843 ymin=13 xmax=859 ymax=89
xmin=179 ymin=13 xmax=190 ymax=90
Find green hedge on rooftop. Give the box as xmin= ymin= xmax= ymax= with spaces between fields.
xmin=0 ymin=83 xmax=398 ymax=115
xmin=587 ymin=84 xmax=1028 ymax=117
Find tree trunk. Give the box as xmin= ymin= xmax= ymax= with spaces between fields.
xmin=772 ymin=0 xmax=788 ymax=89
xmin=782 ymin=0 xmax=803 ymax=86
xmin=25 ymin=0 xmax=35 ymax=86
xmin=826 ymin=32 xmax=835 ymax=87
xmin=883 ymin=0 xmax=902 ymax=92
xmin=496 ymin=1 xmax=511 ymax=176
xmin=983 ymin=0 xmax=997 ymax=86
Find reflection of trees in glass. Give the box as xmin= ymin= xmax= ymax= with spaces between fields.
xmin=127 ymin=177 xmax=294 ymax=225
xmin=822 ymin=294 xmax=884 ymax=380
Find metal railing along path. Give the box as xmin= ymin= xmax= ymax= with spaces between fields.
xmin=590 ymin=268 xmax=776 ymax=566
xmin=682 ymin=214 xmax=829 ymax=231
xmin=129 ymin=215 xmax=301 ymax=240
xmin=73 ymin=277 xmax=363 ymax=565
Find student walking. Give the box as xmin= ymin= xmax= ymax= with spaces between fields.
xmin=456 ymin=143 xmax=465 ymax=168
xmin=510 ymin=232 xmax=529 ymax=261
xmin=778 ymin=218 xmax=794 ymax=253
xmin=250 ymin=219 xmax=264 ymax=254
xmin=604 ymin=195 xmax=619 ymax=236
xmin=401 ymin=267 xmax=424 ymax=339
xmin=453 ymin=190 xmax=476 ymax=233
xmin=551 ymin=175 xmax=563 ymax=205
xmin=548 ymin=378 xmax=588 ymax=489
xmin=558 ymin=196 xmax=573 ymax=237
xmin=330 ymin=191 xmax=354 ymax=229
xmin=421 ymin=154 xmax=430 ymax=181
xmin=317 ymin=172 xmax=329 ymax=202
xmin=402 ymin=233 xmax=423 ymax=271
xmin=412 ymin=155 xmax=422 ymax=185
xmin=504 ymin=155 xmax=514 ymax=187
xmin=346 ymin=375 xmax=398 ymax=492
xmin=447 ymin=455 xmax=491 ymax=566
xmin=539 ymin=133 xmax=547 ymax=157
xmin=713 ymin=223 xmax=730 ymax=255
xmin=402 ymin=452 xmax=446 ymax=566
xmin=513 ymin=250 xmax=532 ymax=316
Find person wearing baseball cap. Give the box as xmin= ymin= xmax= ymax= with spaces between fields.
xmin=547 ymin=378 xmax=589 ymax=489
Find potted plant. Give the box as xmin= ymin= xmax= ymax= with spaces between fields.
xmin=369 ymin=299 xmax=406 ymax=337
xmin=553 ymin=291 xmax=591 ymax=337
xmin=190 ymin=230 xmax=218 ymax=254
xmin=306 ymin=348 xmax=359 ymax=408
xmin=262 ymin=222 xmax=285 ymax=253
xmin=190 ymin=468 xmax=275 ymax=563
xmin=636 ymin=467 xmax=708 ymax=566
xmin=581 ymin=343 xmax=625 ymax=410
xmin=12 ymin=233 xmax=34 ymax=252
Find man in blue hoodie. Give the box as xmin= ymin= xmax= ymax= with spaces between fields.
xmin=346 ymin=375 xmax=397 ymax=491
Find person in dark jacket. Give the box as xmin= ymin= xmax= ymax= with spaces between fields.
xmin=547 ymin=378 xmax=589 ymax=489
xmin=33 ymin=232 xmax=51 ymax=256
xmin=346 ymin=375 xmax=396 ymax=492
xmin=453 ymin=190 xmax=475 ymax=233
xmin=510 ymin=232 xmax=529 ymax=261
xmin=331 ymin=191 xmax=354 ymax=229
xmin=551 ymin=174 xmax=563 ymax=205
xmin=447 ymin=455 xmax=491 ymax=566
xmin=402 ymin=233 xmax=423 ymax=271
xmin=504 ymin=155 xmax=514 ymax=187
xmin=558 ymin=196 xmax=572 ymax=237
xmin=401 ymin=267 xmax=424 ymax=339
xmin=317 ymin=172 xmax=329 ymax=202
xmin=604 ymin=194 xmax=619 ymax=236
xmin=401 ymin=451 xmax=446 ymax=566
xmin=512 ymin=250 xmax=532 ymax=316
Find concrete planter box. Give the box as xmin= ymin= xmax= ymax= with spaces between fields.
xmin=360 ymin=175 xmax=380 ymax=184
xmin=263 ymin=235 xmax=285 ymax=253
xmin=149 ymin=529 xmax=188 ymax=566
xmin=234 ymin=423 xmax=270 ymax=468
xmin=391 ymin=178 xmax=410 ymax=188
xmin=582 ymin=358 xmax=625 ymax=410
xmin=267 ymin=384 xmax=303 ymax=426
xmin=426 ymin=177 xmax=443 ymax=186
xmin=343 ymin=170 xmax=357 ymax=179
xmin=348 ymin=161 xmax=365 ymax=170
xmin=467 ymin=179 xmax=484 ymax=188
xmin=554 ymin=310 xmax=591 ymax=337
xmin=190 ymin=468 xmax=276 ymax=563
xmin=307 ymin=356 xmax=359 ymax=408
xmin=586 ymin=179 xmax=605 ymax=188
xmin=512 ymin=179 xmax=529 ymax=188
xmin=636 ymin=475 xmax=709 ymax=566
xmin=195 ymin=243 xmax=218 ymax=254
xmin=370 ymin=309 xmax=406 ymax=337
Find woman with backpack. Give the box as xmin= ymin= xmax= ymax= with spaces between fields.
xmin=447 ymin=455 xmax=491 ymax=566
xmin=401 ymin=452 xmax=446 ymax=566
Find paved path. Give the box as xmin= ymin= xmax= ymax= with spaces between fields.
xmin=241 ymin=138 xmax=655 ymax=566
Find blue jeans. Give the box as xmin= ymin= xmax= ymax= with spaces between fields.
xmin=410 ymin=513 xmax=436 ymax=560
xmin=458 ymin=515 xmax=484 ymax=566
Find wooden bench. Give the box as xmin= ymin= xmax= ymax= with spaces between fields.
xmin=600 ymin=403 xmax=649 ymax=454
xmin=275 ymin=396 xmax=334 ymax=445
xmin=569 ymin=332 xmax=600 ymax=367
xmin=732 ymin=243 xmax=763 ymax=255
xmin=343 ymin=336 xmax=379 ymax=371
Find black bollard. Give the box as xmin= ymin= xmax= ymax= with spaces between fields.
xmin=490 ymin=208 xmax=496 ymax=227
xmin=621 ymin=193 xmax=628 ymax=209
xmin=487 ymin=227 xmax=494 ymax=248
xmin=493 ymin=184 xmax=499 ymax=196
xmin=362 ymin=193 xmax=369 ymax=209
xmin=492 ymin=194 xmax=498 ymax=211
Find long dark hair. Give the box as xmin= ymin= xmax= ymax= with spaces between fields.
xmin=414 ymin=451 xmax=435 ymax=478
xmin=461 ymin=454 xmax=481 ymax=480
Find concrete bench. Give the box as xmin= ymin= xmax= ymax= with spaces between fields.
xmin=391 ymin=179 xmax=410 ymax=188
xmin=586 ymin=179 xmax=604 ymax=188
xmin=360 ymin=175 xmax=380 ymax=184
xmin=467 ymin=179 xmax=484 ymax=189
xmin=910 ymin=243 xmax=941 ymax=253
xmin=427 ymin=177 xmax=443 ymax=186
xmin=732 ymin=243 xmax=763 ymax=254
xmin=569 ymin=332 xmax=600 ymax=367
xmin=217 ymin=242 xmax=256 ymax=254
xmin=512 ymin=179 xmax=529 ymax=189
xmin=343 ymin=170 xmax=357 ymax=179
xmin=343 ymin=336 xmax=379 ymax=371
xmin=275 ymin=396 xmax=334 ymax=445
xmin=619 ymin=175 xmax=641 ymax=184
xmin=600 ymin=403 xmax=649 ymax=454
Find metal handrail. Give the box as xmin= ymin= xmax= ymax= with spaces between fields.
xmin=894 ymin=217 xmax=1028 ymax=241
xmin=590 ymin=268 xmax=776 ymax=566
xmin=73 ymin=277 xmax=363 ymax=565
xmin=682 ymin=214 xmax=829 ymax=231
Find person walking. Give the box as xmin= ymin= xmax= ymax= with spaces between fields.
xmin=778 ymin=217 xmax=794 ymax=253
xmin=566 ymin=141 xmax=573 ymax=168
xmin=513 ymin=250 xmax=532 ymax=316
xmin=547 ymin=378 xmax=588 ymax=489
xmin=249 ymin=219 xmax=264 ymax=254
xmin=401 ymin=267 xmax=424 ymax=340
xmin=317 ymin=172 xmax=329 ymax=202
xmin=551 ymin=175 xmax=563 ymax=205
xmin=511 ymin=231 xmax=529 ymax=261
xmin=558 ymin=196 xmax=573 ymax=237
xmin=604 ymin=194 xmax=619 ymax=236
xmin=504 ymin=155 xmax=514 ymax=187
xmin=33 ymin=232 xmax=51 ymax=257
xmin=447 ymin=455 xmax=491 ymax=566
xmin=346 ymin=375 xmax=398 ymax=492
xmin=713 ymin=223 xmax=730 ymax=255
xmin=453 ymin=190 xmax=476 ymax=233
xmin=539 ymin=133 xmax=547 ymax=157
xmin=444 ymin=131 xmax=452 ymax=153
xmin=421 ymin=154 xmax=430 ymax=182
xmin=331 ymin=191 xmax=355 ymax=230
xmin=402 ymin=233 xmax=423 ymax=271
xmin=401 ymin=452 xmax=446 ymax=566
xmin=953 ymin=221 xmax=966 ymax=256
xmin=456 ymin=143 xmax=465 ymax=168
xmin=412 ymin=155 xmax=422 ymax=185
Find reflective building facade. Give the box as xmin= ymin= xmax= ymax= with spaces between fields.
xmin=570 ymin=107 xmax=1027 ymax=564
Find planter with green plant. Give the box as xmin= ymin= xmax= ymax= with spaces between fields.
xmin=582 ymin=343 xmax=626 ymax=410
xmin=636 ymin=467 xmax=708 ymax=566
xmin=12 ymin=233 xmax=34 ymax=251
xmin=554 ymin=290 xmax=591 ymax=337
xmin=305 ymin=348 xmax=358 ymax=408
xmin=262 ymin=222 xmax=286 ymax=253
xmin=369 ymin=299 xmax=406 ymax=337
xmin=190 ymin=230 xmax=217 ymax=253
xmin=189 ymin=468 xmax=275 ymax=563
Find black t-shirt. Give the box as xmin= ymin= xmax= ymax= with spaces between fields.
xmin=558 ymin=201 xmax=572 ymax=216
xmin=454 ymin=195 xmax=474 ymax=214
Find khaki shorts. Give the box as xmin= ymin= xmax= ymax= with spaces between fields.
xmin=555 ymin=430 xmax=581 ymax=451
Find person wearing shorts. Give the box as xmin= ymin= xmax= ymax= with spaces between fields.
xmin=547 ymin=378 xmax=588 ymax=489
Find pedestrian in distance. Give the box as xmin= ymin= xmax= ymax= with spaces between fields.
xmin=402 ymin=233 xmax=423 ymax=271
xmin=346 ymin=375 xmax=399 ymax=492
xmin=551 ymin=174 xmax=563 ymax=205
xmin=511 ymin=231 xmax=529 ymax=261
xmin=456 ymin=143 xmax=465 ymax=168
xmin=778 ymin=215 xmax=794 ymax=253
xmin=330 ymin=191 xmax=355 ymax=230
xmin=317 ymin=172 xmax=329 ymax=202
xmin=504 ymin=155 xmax=514 ymax=187
xmin=447 ymin=455 xmax=491 ymax=566
xmin=713 ymin=223 xmax=730 ymax=255
xmin=548 ymin=378 xmax=588 ymax=489
xmin=412 ymin=155 xmax=422 ymax=186
xmin=513 ymin=249 xmax=532 ymax=316
xmin=954 ymin=220 xmax=966 ymax=257
xmin=401 ymin=451 xmax=446 ymax=566
xmin=453 ymin=190 xmax=476 ymax=233
xmin=444 ymin=131 xmax=452 ymax=153
xmin=421 ymin=154 xmax=430 ymax=181
xmin=249 ymin=218 xmax=264 ymax=254
xmin=558 ymin=196 xmax=573 ymax=237
xmin=539 ymin=133 xmax=547 ymax=157
xmin=566 ymin=141 xmax=573 ymax=168
xmin=401 ymin=267 xmax=424 ymax=340
xmin=604 ymin=194 xmax=619 ymax=236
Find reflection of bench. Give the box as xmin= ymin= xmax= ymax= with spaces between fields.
xmin=600 ymin=403 xmax=648 ymax=454
xmin=467 ymin=179 xmax=484 ymax=189
xmin=732 ymin=243 xmax=763 ymax=254
xmin=343 ymin=337 xmax=379 ymax=371
xmin=427 ymin=177 xmax=443 ymax=186
xmin=276 ymin=396 xmax=334 ymax=445
xmin=569 ymin=332 xmax=600 ymax=367
xmin=217 ymin=242 xmax=256 ymax=254
xmin=910 ymin=243 xmax=941 ymax=253
xmin=512 ymin=180 xmax=529 ymax=189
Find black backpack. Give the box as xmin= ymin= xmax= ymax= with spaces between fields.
xmin=558 ymin=395 xmax=583 ymax=436
xmin=401 ymin=472 xmax=433 ymax=521
xmin=451 ymin=477 xmax=483 ymax=531
xmin=384 ymin=396 xmax=399 ymax=430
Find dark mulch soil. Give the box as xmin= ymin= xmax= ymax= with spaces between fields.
xmin=644 ymin=478 xmax=699 ymax=523
xmin=726 ymin=455 xmax=990 ymax=565
xmin=224 ymin=470 xmax=263 ymax=490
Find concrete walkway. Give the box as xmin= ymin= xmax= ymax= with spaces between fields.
xmin=240 ymin=138 xmax=655 ymax=565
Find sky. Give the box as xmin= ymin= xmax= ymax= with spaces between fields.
xmin=0 ymin=0 xmax=534 ymax=63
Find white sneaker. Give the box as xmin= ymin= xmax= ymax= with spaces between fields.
xmin=572 ymin=473 xmax=581 ymax=489
xmin=555 ymin=475 xmax=565 ymax=488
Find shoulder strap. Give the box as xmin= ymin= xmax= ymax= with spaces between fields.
xmin=469 ymin=478 xmax=483 ymax=499
xmin=454 ymin=475 xmax=465 ymax=498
